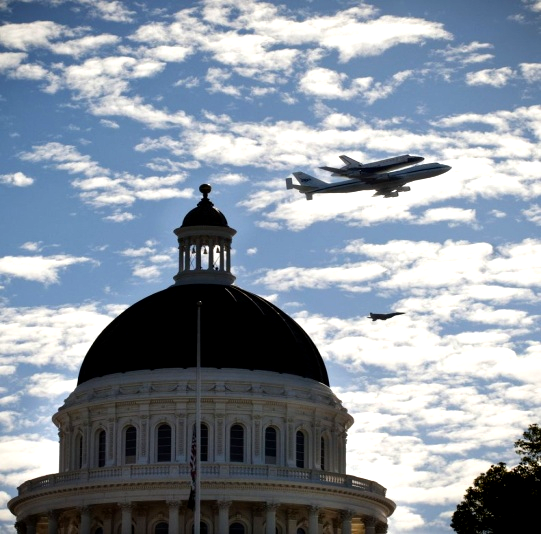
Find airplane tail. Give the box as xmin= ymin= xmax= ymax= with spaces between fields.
xmin=286 ymin=172 xmax=328 ymax=200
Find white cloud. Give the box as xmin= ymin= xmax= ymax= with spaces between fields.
xmin=0 ymin=435 xmax=59 ymax=489
xmin=0 ymin=255 xmax=95 ymax=284
xmin=0 ymin=172 xmax=33 ymax=187
xmin=0 ymin=52 xmax=26 ymax=70
xmin=50 ymin=34 xmax=120 ymax=57
xmin=0 ymin=304 xmax=118 ymax=370
xmin=465 ymin=67 xmax=515 ymax=87
xmin=0 ymin=21 xmax=75 ymax=51
xmin=519 ymin=62 xmax=541 ymax=82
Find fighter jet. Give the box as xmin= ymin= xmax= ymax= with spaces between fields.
xmin=286 ymin=155 xmax=451 ymax=200
xmin=367 ymin=312 xmax=405 ymax=321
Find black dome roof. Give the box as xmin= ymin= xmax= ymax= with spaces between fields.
xmin=181 ymin=184 xmax=228 ymax=227
xmin=78 ymin=284 xmax=329 ymax=386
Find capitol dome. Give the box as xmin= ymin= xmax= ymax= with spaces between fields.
xmin=8 ymin=184 xmax=395 ymax=534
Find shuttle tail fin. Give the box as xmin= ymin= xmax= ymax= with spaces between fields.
xmin=338 ymin=155 xmax=362 ymax=167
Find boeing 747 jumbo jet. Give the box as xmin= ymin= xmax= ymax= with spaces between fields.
xmin=286 ymin=154 xmax=451 ymax=200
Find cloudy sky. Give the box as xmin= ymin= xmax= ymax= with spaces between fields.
xmin=1 ymin=0 xmax=540 ymax=533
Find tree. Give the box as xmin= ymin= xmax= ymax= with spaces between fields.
xmin=450 ymin=424 xmax=541 ymax=533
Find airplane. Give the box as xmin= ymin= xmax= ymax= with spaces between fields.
xmin=320 ymin=154 xmax=425 ymax=178
xmin=286 ymin=157 xmax=451 ymax=200
xmin=367 ymin=312 xmax=405 ymax=321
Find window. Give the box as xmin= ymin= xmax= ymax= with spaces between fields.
xmin=76 ymin=433 xmax=83 ymax=469
xmin=229 ymin=523 xmax=245 ymax=534
xmin=297 ymin=529 xmax=306 ymax=534
xmin=320 ymin=436 xmax=326 ymax=471
xmin=230 ymin=424 xmax=244 ymax=462
xmin=200 ymin=423 xmax=209 ymax=462
xmin=125 ymin=426 xmax=137 ymax=464
xmin=155 ymin=523 xmax=168 ymax=534
xmin=157 ymin=424 xmax=172 ymax=462
xmin=265 ymin=427 xmax=277 ymax=464
xmin=191 ymin=523 xmax=208 ymax=534
xmin=296 ymin=430 xmax=305 ymax=468
xmin=97 ymin=430 xmax=106 ymax=467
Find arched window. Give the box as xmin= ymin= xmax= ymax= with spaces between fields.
xmin=320 ymin=435 xmax=326 ymax=471
xmin=296 ymin=529 xmax=306 ymax=534
xmin=94 ymin=527 xmax=103 ymax=534
xmin=155 ymin=522 xmax=168 ymax=534
xmin=230 ymin=424 xmax=244 ymax=462
xmin=229 ymin=523 xmax=245 ymax=534
xmin=76 ymin=432 xmax=83 ymax=469
xmin=97 ymin=429 xmax=106 ymax=467
xmin=157 ymin=423 xmax=172 ymax=462
xmin=296 ymin=430 xmax=305 ymax=468
xmin=265 ymin=427 xmax=277 ymax=464
xmin=191 ymin=523 xmax=208 ymax=534
xmin=125 ymin=426 xmax=137 ymax=464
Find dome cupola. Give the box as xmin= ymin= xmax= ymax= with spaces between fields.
xmin=173 ymin=184 xmax=236 ymax=286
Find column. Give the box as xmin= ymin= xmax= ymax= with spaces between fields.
xmin=102 ymin=508 xmax=114 ymax=534
xmin=363 ymin=516 xmax=377 ymax=534
xmin=48 ymin=511 xmax=59 ymax=534
xmin=308 ymin=506 xmax=319 ymax=534
xmin=340 ymin=510 xmax=353 ymax=534
xmin=26 ymin=517 xmax=37 ymax=534
xmin=218 ymin=501 xmax=231 ymax=534
xmin=178 ymin=505 xmax=186 ymax=534
xmin=168 ymin=501 xmax=180 ymax=534
xmin=286 ymin=509 xmax=298 ymax=534
xmin=252 ymin=505 xmax=264 ymax=534
xmin=265 ymin=503 xmax=278 ymax=534
xmin=134 ymin=505 xmax=148 ymax=534
xmin=80 ymin=507 xmax=91 ymax=534
xmin=119 ymin=503 xmax=133 ymax=534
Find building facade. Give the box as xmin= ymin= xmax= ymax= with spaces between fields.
xmin=9 ymin=185 xmax=395 ymax=534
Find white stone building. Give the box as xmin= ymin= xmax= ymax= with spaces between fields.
xmin=8 ymin=185 xmax=396 ymax=534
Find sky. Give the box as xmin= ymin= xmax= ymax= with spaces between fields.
xmin=0 ymin=0 xmax=540 ymax=532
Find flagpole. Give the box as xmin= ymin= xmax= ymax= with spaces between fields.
xmin=195 ymin=301 xmax=202 ymax=534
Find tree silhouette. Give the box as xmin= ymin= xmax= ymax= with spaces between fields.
xmin=450 ymin=424 xmax=541 ymax=533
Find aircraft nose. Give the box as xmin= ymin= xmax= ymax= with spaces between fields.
xmin=441 ymin=165 xmax=452 ymax=173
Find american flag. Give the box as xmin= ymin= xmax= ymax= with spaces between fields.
xmin=188 ymin=426 xmax=196 ymax=510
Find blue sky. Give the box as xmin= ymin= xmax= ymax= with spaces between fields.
xmin=1 ymin=1 xmax=540 ymax=533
